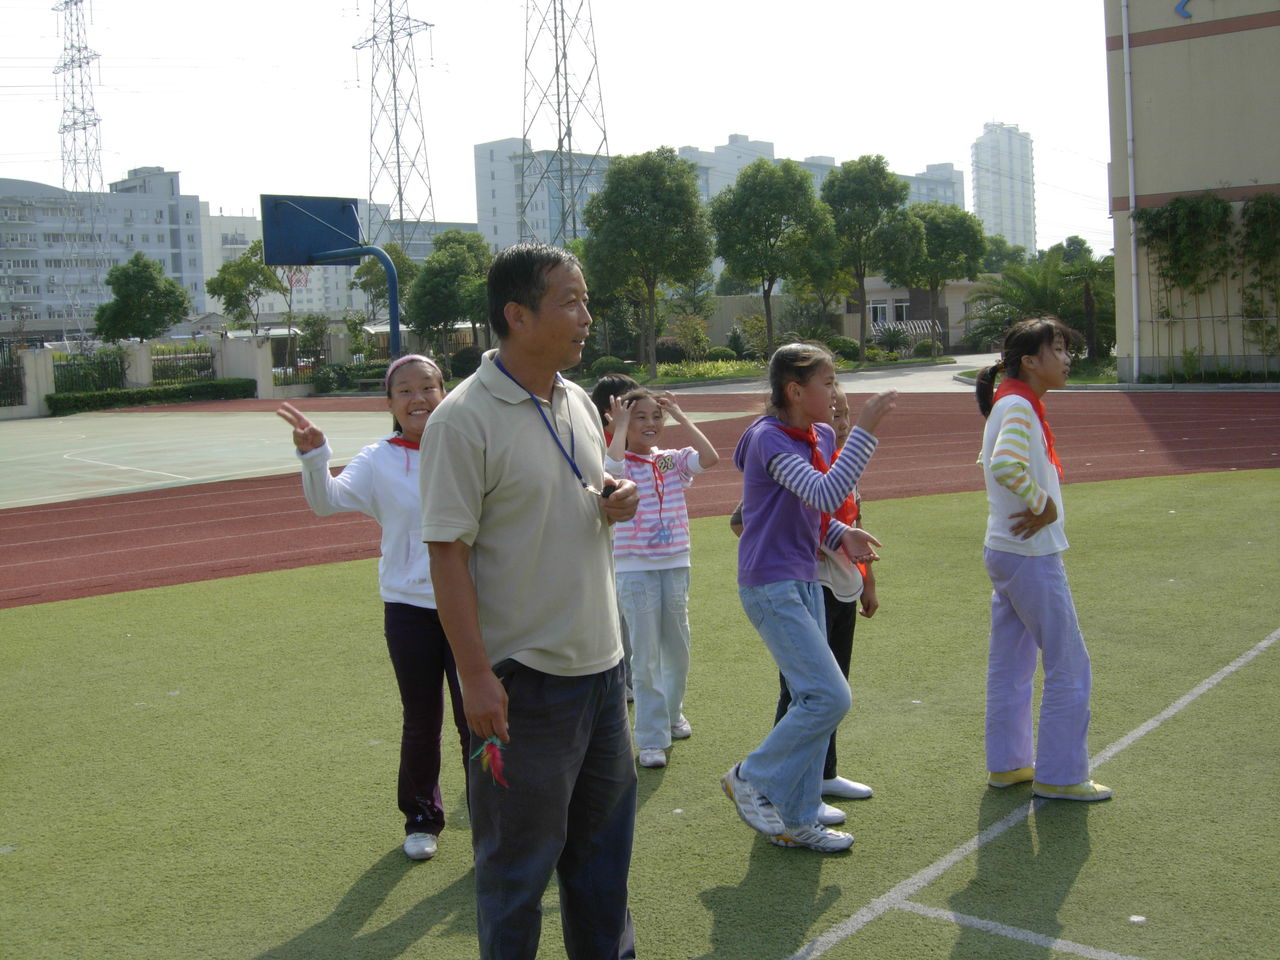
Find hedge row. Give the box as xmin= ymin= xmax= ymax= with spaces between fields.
xmin=46 ymin=378 xmax=257 ymax=416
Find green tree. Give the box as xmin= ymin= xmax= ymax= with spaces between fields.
xmin=93 ymin=252 xmax=191 ymax=342
xmin=350 ymin=241 xmax=420 ymax=324
xmin=786 ymin=221 xmax=854 ymax=333
xmin=205 ymin=239 xmax=287 ymax=334
xmin=1061 ymin=248 xmax=1116 ymax=359
xmin=714 ymin=271 xmax=755 ymax=295
xmin=965 ymin=248 xmax=1071 ymax=345
xmin=820 ymin=155 xmax=915 ymax=350
xmin=296 ymin=312 xmax=330 ymax=360
xmin=583 ymin=148 xmax=713 ymax=378
xmin=403 ymin=232 xmax=492 ymax=358
xmin=711 ymin=158 xmax=834 ymax=356
xmin=982 ymin=234 xmax=1028 ymax=273
xmin=884 ymin=202 xmax=985 ymax=354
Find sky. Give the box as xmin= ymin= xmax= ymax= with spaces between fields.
xmin=1 ymin=0 xmax=1116 ymax=254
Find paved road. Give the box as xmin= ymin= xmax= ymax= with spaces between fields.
xmin=676 ymin=353 xmax=999 ymax=395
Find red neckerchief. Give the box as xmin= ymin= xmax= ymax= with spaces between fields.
xmin=773 ymin=422 xmax=868 ymax=575
xmin=993 ymin=378 xmax=1063 ymax=478
xmin=625 ymin=450 xmax=665 ymax=523
xmin=387 ymin=436 xmax=419 ymax=450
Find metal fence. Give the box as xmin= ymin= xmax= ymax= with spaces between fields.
xmin=0 ymin=339 xmax=30 ymax=407
xmin=52 ymin=349 xmax=127 ymax=393
xmin=271 ymin=336 xmax=326 ymax=386
xmin=150 ymin=342 xmax=215 ymax=384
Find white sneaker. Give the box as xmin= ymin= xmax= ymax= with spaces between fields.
xmin=403 ymin=832 xmax=437 ymax=861
xmin=637 ymin=747 xmax=667 ymax=768
xmin=817 ymin=802 xmax=846 ymax=826
xmin=822 ymin=776 xmax=873 ymax=799
xmin=770 ymin=823 xmax=855 ymax=852
xmin=721 ymin=763 xmax=785 ymax=836
xmin=670 ymin=715 xmax=693 ymax=740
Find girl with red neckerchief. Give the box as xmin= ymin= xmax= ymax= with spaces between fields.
xmin=276 ymin=355 xmax=468 ymax=862
xmin=977 ymin=318 xmax=1112 ymax=803
xmin=605 ymin=388 xmax=718 ymax=770
xmin=725 ymin=342 xmax=896 ymax=853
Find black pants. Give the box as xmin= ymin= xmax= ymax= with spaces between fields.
xmin=384 ymin=602 xmax=468 ymax=835
xmin=774 ymin=585 xmax=857 ymax=781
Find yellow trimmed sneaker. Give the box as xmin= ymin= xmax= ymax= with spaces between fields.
xmin=988 ymin=766 xmax=1035 ymax=788
xmin=1032 ymin=779 xmax=1113 ymax=801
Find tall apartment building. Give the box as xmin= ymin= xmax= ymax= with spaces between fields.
xmin=971 ymin=122 xmax=1036 ymax=251
xmin=1 ymin=167 xmax=206 ymax=337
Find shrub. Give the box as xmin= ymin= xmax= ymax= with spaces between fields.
xmin=830 ymin=336 xmax=861 ymax=361
xmin=737 ymin=315 xmax=769 ymax=359
xmin=450 ymin=345 xmax=483 ymax=380
xmin=864 ymin=345 xmax=886 ymax=362
xmin=590 ymin=355 xmax=630 ymax=377
xmin=655 ymin=337 xmax=685 ymax=363
xmin=706 ymin=346 xmax=737 ymax=362
xmin=669 ymin=315 xmax=711 ymax=361
xmin=46 ymin=378 xmax=256 ymax=416
xmin=913 ymin=339 xmax=942 ymax=358
xmin=312 ymin=365 xmax=339 ymax=394
xmin=724 ymin=328 xmax=747 ymax=358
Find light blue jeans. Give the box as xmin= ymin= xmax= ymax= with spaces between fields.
xmin=739 ymin=579 xmax=851 ymax=828
xmin=617 ymin=568 xmax=691 ymax=749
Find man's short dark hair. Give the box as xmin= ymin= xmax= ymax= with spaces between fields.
xmin=487 ymin=242 xmax=582 ymax=339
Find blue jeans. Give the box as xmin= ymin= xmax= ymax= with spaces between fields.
xmin=470 ymin=659 xmax=637 ymax=960
xmin=739 ymin=580 xmax=851 ymax=828
xmin=617 ymin=568 xmax=691 ymax=749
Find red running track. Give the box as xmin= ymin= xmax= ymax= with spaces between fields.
xmin=2 ymin=391 xmax=1277 ymax=609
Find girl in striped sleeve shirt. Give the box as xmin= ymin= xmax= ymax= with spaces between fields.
xmin=606 ymin=388 xmax=718 ymax=769
xmin=977 ymin=317 xmax=1111 ymax=803
xmin=722 ymin=342 xmax=896 ymax=853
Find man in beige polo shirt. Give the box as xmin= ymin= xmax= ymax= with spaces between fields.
xmin=421 ymin=242 xmax=639 ymax=960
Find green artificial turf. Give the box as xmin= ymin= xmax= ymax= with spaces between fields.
xmin=2 ymin=470 xmax=1277 ymax=960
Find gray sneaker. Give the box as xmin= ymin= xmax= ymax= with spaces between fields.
xmin=769 ymin=823 xmax=855 ymax=852
xmin=721 ymin=764 xmax=785 ymax=836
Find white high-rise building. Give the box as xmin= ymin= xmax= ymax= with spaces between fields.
xmin=971 ymin=122 xmax=1036 ymax=252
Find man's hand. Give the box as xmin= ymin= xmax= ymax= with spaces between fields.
xmin=1008 ymin=496 xmax=1058 ymax=540
xmin=460 ymin=667 xmax=510 ymax=743
xmin=601 ymin=475 xmax=639 ymax=524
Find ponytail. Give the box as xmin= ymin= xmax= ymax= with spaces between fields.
xmin=975 ymin=359 xmax=1005 ymax=418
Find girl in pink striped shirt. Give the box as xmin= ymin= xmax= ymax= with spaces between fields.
xmin=605 ymin=389 xmax=719 ymax=769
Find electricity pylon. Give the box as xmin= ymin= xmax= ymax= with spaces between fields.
xmin=354 ymin=1 xmax=436 ymax=256
xmin=53 ymin=0 xmax=106 ymax=338
xmin=520 ymin=0 xmax=609 ymax=245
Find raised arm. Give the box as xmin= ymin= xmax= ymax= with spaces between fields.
xmin=657 ymin=392 xmax=719 ymax=469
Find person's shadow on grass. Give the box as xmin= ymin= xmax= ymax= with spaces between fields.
xmin=254 ymin=848 xmax=475 ymax=960
xmin=694 ymin=834 xmax=842 ymax=959
xmin=946 ymin=791 xmax=1093 ymax=959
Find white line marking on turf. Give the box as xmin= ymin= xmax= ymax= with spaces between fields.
xmin=786 ymin=628 xmax=1280 ymax=960
xmin=896 ymin=901 xmax=1148 ymax=960
xmin=61 ymin=451 xmax=192 ymax=481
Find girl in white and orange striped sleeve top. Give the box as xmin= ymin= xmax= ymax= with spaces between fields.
xmin=976 ymin=317 xmax=1112 ymax=804
xmin=605 ymin=388 xmax=719 ymax=769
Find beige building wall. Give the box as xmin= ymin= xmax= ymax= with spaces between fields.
xmin=1106 ymin=1 xmax=1280 ymax=379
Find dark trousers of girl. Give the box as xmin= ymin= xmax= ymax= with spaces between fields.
xmin=384 ymin=602 xmax=468 ymax=836
xmin=774 ymin=585 xmax=856 ymax=780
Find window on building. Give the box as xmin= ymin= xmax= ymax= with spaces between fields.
xmin=869 ymin=300 xmax=888 ymax=326
xmin=894 ymin=302 xmax=910 ymax=325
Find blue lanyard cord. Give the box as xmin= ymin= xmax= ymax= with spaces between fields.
xmin=493 ymin=355 xmax=588 ymax=489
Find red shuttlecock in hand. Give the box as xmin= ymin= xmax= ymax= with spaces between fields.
xmin=470 ymin=735 xmax=509 ymax=788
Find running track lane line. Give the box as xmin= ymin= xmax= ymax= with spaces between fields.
xmin=784 ymin=628 xmax=1280 ymax=960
